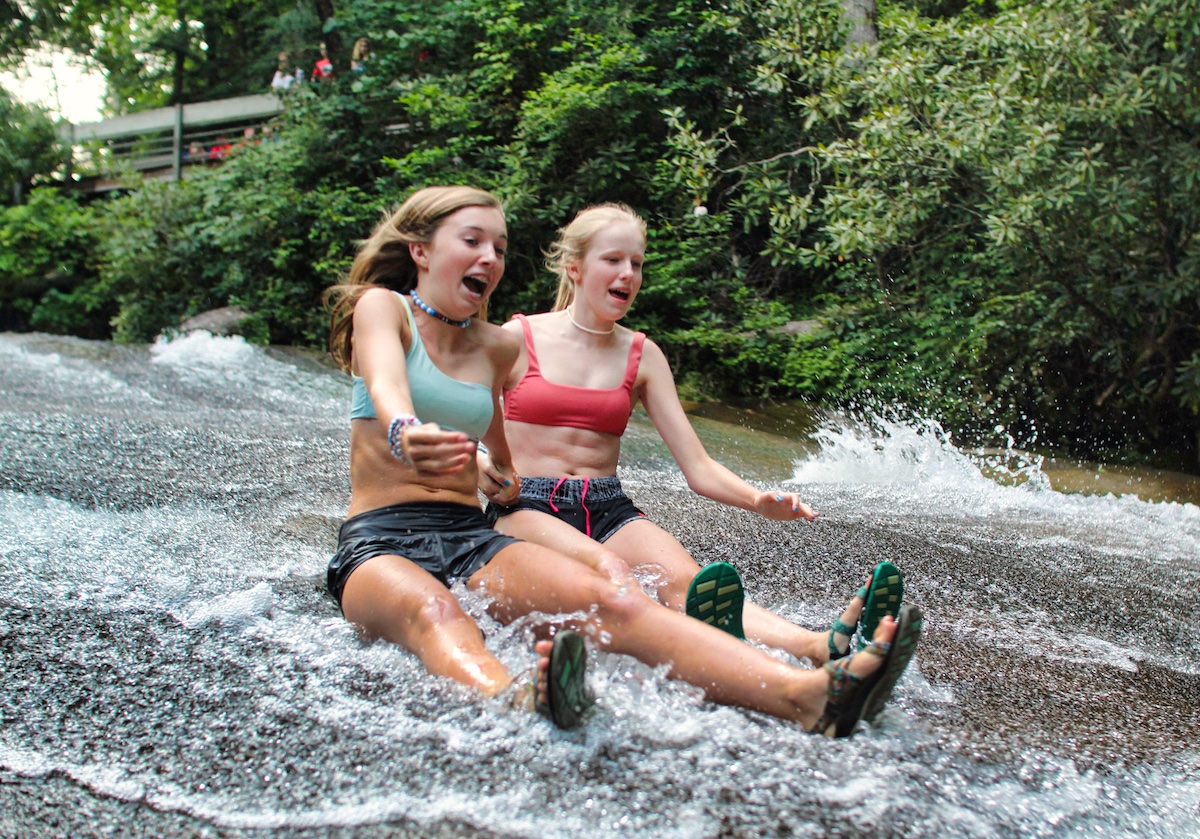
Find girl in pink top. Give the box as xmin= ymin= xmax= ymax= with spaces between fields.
xmin=485 ymin=203 xmax=904 ymax=667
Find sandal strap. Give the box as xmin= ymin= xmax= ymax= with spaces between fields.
xmin=830 ymin=618 xmax=856 ymax=636
xmin=827 ymin=619 xmax=856 ymax=660
xmin=811 ymin=660 xmax=864 ymax=735
xmin=860 ymin=639 xmax=892 ymax=659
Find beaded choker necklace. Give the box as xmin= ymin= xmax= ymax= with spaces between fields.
xmin=567 ymin=306 xmax=615 ymax=335
xmin=410 ymin=289 xmax=470 ymax=328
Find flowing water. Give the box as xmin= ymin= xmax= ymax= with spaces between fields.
xmin=2 ymin=330 xmax=1198 ymax=838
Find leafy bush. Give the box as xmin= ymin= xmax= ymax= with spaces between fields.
xmin=93 ymin=134 xmax=385 ymax=345
xmin=0 ymin=188 xmax=108 ymax=336
xmin=799 ymin=0 xmax=1200 ymax=459
xmin=658 ymin=0 xmax=1200 ymax=463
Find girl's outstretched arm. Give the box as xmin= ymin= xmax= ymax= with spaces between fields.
xmin=637 ymin=338 xmax=816 ymax=521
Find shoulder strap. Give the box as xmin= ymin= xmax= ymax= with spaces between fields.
xmin=513 ymin=313 xmax=540 ymax=374
xmin=622 ymin=332 xmax=646 ymax=388
xmin=396 ymin=291 xmax=423 ymax=357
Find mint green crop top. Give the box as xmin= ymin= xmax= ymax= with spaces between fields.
xmin=350 ymin=293 xmax=494 ymax=440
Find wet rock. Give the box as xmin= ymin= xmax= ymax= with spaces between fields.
xmin=179 ymin=306 xmax=252 ymax=336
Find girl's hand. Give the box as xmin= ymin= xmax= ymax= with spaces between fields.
xmin=476 ymin=445 xmax=521 ymax=505
xmin=400 ymin=422 xmax=475 ymax=475
xmin=753 ymin=491 xmax=818 ymax=522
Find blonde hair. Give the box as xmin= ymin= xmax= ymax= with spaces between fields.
xmin=352 ymin=38 xmax=371 ymax=61
xmin=323 ymin=186 xmax=504 ymax=372
xmin=546 ymin=203 xmax=646 ymax=311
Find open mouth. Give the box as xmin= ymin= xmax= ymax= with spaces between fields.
xmin=463 ymin=276 xmax=488 ymax=296
xmin=609 ymin=288 xmax=630 ymax=301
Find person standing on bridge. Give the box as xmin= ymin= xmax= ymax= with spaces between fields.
xmin=313 ymin=43 xmax=334 ymax=81
xmin=271 ymin=52 xmax=303 ymax=91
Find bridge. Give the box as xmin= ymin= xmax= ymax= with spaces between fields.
xmin=56 ymin=93 xmax=284 ymax=192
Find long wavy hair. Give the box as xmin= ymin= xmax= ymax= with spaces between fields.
xmin=323 ymin=186 xmax=504 ymax=372
xmin=546 ymin=203 xmax=646 ymax=312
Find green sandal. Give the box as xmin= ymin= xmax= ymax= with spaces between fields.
xmin=827 ymin=577 xmax=875 ymax=660
xmin=858 ymin=561 xmax=904 ymax=651
xmin=862 ymin=604 xmax=922 ymax=726
xmin=535 ymin=630 xmax=594 ymax=729
xmin=810 ymin=603 xmax=923 ymax=737
xmin=685 ymin=561 xmax=745 ymax=639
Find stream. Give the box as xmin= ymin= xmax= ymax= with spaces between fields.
xmin=1 ymin=330 xmax=1198 ymax=838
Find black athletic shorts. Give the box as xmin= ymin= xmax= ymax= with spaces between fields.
xmin=487 ymin=476 xmax=646 ymax=543
xmin=327 ymin=501 xmax=520 ymax=608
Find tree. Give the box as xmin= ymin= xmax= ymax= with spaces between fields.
xmin=843 ymin=0 xmax=877 ymax=48
xmin=787 ymin=0 xmax=1200 ymax=460
xmin=0 ymin=88 xmax=61 ymax=204
xmin=3 ymin=1 xmax=324 ymax=113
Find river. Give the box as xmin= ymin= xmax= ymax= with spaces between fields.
xmin=1 ymin=330 xmax=1198 ymax=838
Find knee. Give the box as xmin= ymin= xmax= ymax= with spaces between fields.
xmin=595 ymin=549 xmax=633 ymax=583
xmin=638 ymin=564 xmax=687 ymax=606
xmin=590 ymin=577 xmax=657 ymax=629
xmin=411 ymin=591 xmax=467 ymax=637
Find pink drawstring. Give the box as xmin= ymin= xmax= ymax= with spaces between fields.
xmin=580 ymin=478 xmax=590 ymax=537
xmin=548 ymin=478 xmax=567 ymax=515
xmin=549 ymin=477 xmax=592 ymax=538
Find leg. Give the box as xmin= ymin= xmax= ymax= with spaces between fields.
xmin=340 ymin=554 xmax=513 ymax=697
xmin=468 ymin=541 xmax=898 ymax=728
xmin=606 ymin=519 xmax=850 ymax=663
xmin=494 ymin=508 xmax=632 ymax=583
xmin=499 ymin=509 xmax=873 ymax=666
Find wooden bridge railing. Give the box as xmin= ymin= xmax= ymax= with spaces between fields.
xmin=56 ymin=93 xmax=285 ymax=191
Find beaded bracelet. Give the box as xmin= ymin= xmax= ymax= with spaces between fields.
xmin=388 ymin=414 xmax=422 ymax=464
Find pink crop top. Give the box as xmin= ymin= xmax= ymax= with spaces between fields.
xmin=503 ymin=314 xmax=646 ymax=436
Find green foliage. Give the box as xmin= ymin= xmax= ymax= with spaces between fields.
xmin=345 ymin=0 xmax=761 ymax=302
xmin=8 ymin=0 xmax=1198 ymax=467
xmin=784 ymin=0 xmax=1200 ymax=458
xmin=646 ymin=0 xmax=1196 ymax=462
xmin=0 ymin=188 xmax=107 ymax=335
xmin=0 ymin=89 xmax=62 ymax=199
xmin=92 ymin=134 xmax=382 ymax=344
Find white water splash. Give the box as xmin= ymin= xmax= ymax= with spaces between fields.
xmin=788 ymin=412 xmax=1200 ymax=563
xmin=150 ymin=330 xmax=348 ymax=416
xmin=152 ymin=328 xmax=277 ymax=367
xmin=791 ymin=413 xmax=1047 ymax=491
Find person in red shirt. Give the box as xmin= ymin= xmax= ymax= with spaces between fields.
xmin=208 ymin=135 xmax=233 ymax=160
xmin=313 ymin=43 xmax=333 ymax=80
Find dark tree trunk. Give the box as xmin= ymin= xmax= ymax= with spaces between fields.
xmin=171 ymin=3 xmax=186 ymax=105
xmin=314 ymin=0 xmax=342 ymax=62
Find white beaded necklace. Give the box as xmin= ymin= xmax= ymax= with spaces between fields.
xmin=567 ymin=306 xmax=615 ymax=335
